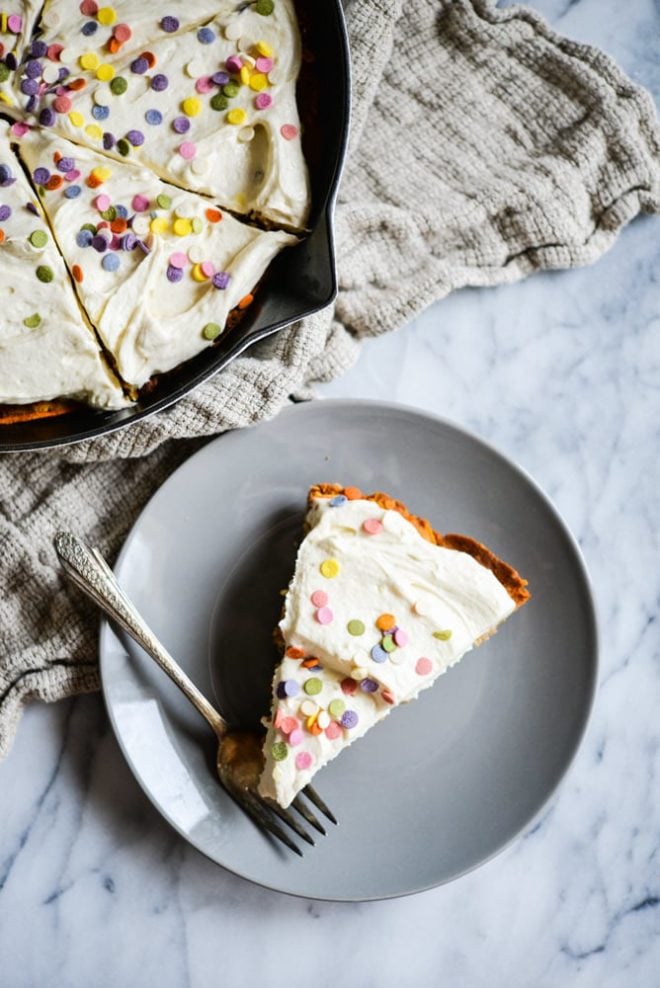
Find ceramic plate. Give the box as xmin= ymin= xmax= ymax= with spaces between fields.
xmin=99 ymin=400 xmax=598 ymax=900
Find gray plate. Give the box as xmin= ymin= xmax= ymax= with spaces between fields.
xmin=99 ymin=400 xmax=598 ymax=901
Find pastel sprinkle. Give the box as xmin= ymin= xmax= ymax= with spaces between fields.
xmin=130 ymin=56 xmax=149 ymax=75
xmin=328 ymin=699 xmax=345 ymax=719
xmin=23 ymin=313 xmax=41 ymax=328
xmin=197 ymin=27 xmax=215 ymax=44
xmin=363 ymin=518 xmax=383 ymax=535
xmin=256 ymin=0 xmax=275 ymax=13
xmin=210 ymin=93 xmax=229 ymax=112
xmin=151 ymin=74 xmax=169 ymax=91
xmin=200 ymin=260 xmax=214 ymax=278
xmin=281 ymin=124 xmax=299 ymax=140
xmin=227 ymin=108 xmax=247 ymax=125
xmin=35 ymin=266 xmax=54 ymax=283
xmin=280 ymin=716 xmax=299 ymax=735
xmin=271 ymin=741 xmax=288 ymax=761
xmin=310 ymin=590 xmax=328 ymax=607
xmin=94 ymin=194 xmax=111 ymax=211
xmin=126 ymin=129 xmax=144 ymax=146
xmin=131 ymin=194 xmax=149 ymax=211
xmin=382 ymin=635 xmax=396 ymax=653
xmin=394 ymin=628 xmax=409 ymax=646
xmin=415 ymin=657 xmax=433 ymax=676
xmin=166 ymin=264 xmax=183 ymax=283
xmin=276 ymin=679 xmax=300 ymax=699
xmin=347 ymin=619 xmax=365 ymax=636
xmin=295 ymin=751 xmax=313 ymax=771
xmin=249 ymin=72 xmax=268 ymax=92
xmin=96 ymin=63 xmax=115 ymax=82
xmin=178 ymin=141 xmax=197 ymax=159
xmin=255 ymin=57 xmax=273 ymax=73
xmin=325 ymin=721 xmax=342 ymax=740
xmin=254 ymin=92 xmax=273 ymax=111
xmin=433 ymin=630 xmax=453 ymax=640
xmin=102 ymin=253 xmax=120 ymax=272
xmin=76 ymin=229 xmax=93 ymax=247
xmin=370 ymin=644 xmax=388 ymax=663
xmin=303 ymin=677 xmax=322 ymax=696
xmin=0 ymin=205 xmax=11 ymax=221
xmin=315 ymin=606 xmax=333 ymax=625
xmin=317 ymin=711 xmax=330 ymax=730
xmin=212 ymin=271 xmax=230 ymax=289
xmin=341 ymin=710 xmax=359 ymax=729
xmin=320 ymin=558 xmax=339 ymax=579
xmin=182 ymin=96 xmax=201 ymax=117
xmin=97 ymin=7 xmax=117 ymax=26
xmin=109 ymin=76 xmax=127 ymax=95
xmin=329 ymin=494 xmax=347 ymax=507
xmin=156 ymin=192 xmax=171 ymax=209
xmin=376 ymin=613 xmax=396 ymax=631
xmin=225 ymin=55 xmax=242 ymax=74
xmin=28 ymin=230 xmax=48 ymax=248
xmin=288 ymin=729 xmax=304 ymax=747
xmin=202 ymin=322 xmax=221 ymax=340
xmin=91 ymin=104 xmax=110 ymax=121
xmin=256 ymin=40 xmax=273 ymax=56
xmin=340 ymin=677 xmax=357 ymax=695
xmin=360 ymin=678 xmax=378 ymax=693
xmin=169 ymin=251 xmax=188 ymax=269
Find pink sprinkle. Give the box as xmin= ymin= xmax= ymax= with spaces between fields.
xmin=96 ymin=221 xmax=109 ymax=230
xmin=288 ymin=729 xmax=304 ymax=747
xmin=169 ymin=251 xmax=188 ymax=269
xmin=316 ymin=606 xmax=333 ymax=625
xmin=200 ymin=260 xmax=214 ymax=278
xmin=310 ymin=589 xmax=328 ymax=608
xmin=47 ymin=44 xmax=63 ymax=62
xmin=7 ymin=13 xmax=23 ymax=33
xmin=394 ymin=628 xmax=408 ymax=647
xmin=415 ymin=657 xmax=433 ymax=676
xmin=225 ymin=54 xmax=243 ymax=74
xmin=131 ymin=194 xmax=150 ymax=212
xmin=280 ymin=716 xmax=299 ymax=736
xmin=362 ymin=518 xmax=383 ymax=535
xmin=79 ymin=0 xmax=98 ymax=15
xmin=10 ymin=121 xmax=29 ymax=137
xmin=274 ymin=706 xmax=284 ymax=729
xmin=179 ymin=141 xmax=197 ymax=159
xmin=280 ymin=123 xmax=298 ymax=141
xmin=94 ymin=194 xmax=111 ymax=211
xmin=52 ymin=95 xmax=72 ymax=114
xmin=65 ymin=169 xmax=81 ymax=181
xmin=110 ymin=235 xmax=121 ymax=250
xmin=195 ymin=75 xmax=213 ymax=94
xmin=295 ymin=751 xmax=313 ymax=771
xmin=325 ymin=721 xmax=342 ymax=740
xmin=255 ymin=56 xmax=273 ymax=73
xmin=255 ymin=92 xmax=272 ymax=110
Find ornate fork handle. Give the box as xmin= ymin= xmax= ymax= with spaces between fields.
xmin=54 ymin=532 xmax=227 ymax=739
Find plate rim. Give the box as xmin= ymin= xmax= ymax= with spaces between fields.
xmin=99 ymin=398 xmax=600 ymax=901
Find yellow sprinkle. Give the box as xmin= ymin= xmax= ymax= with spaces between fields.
xmin=173 ymin=217 xmax=193 ymax=237
xmin=226 ymin=108 xmax=247 ymax=126
xmin=96 ymin=63 xmax=115 ymax=82
xmin=256 ymin=40 xmax=273 ymax=57
xmin=79 ymin=52 xmax=99 ymax=71
xmin=97 ymin=7 xmax=117 ymax=25
xmin=305 ymin=714 xmax=318 ymax=731
xmin=191 ymin=262 xmax=207 ymax=281
xmin=181 ymin=97 xmax=201 ymax=117
xmin=239 ymin=65 xmax=251 ymax=86
xmin=68 ymin=111 xmax=84 ymax=128
xmin=150 ymin=217 xmax=169 ymax=235
xmin=85 ymin=123 xmax=103 ymax=140
xmin=91 ymin=165 xmax=112 ymax=182
xmin=1 ymin=13 xmax=8 ymax=32
xmin=320 ymin=558 xmax=340 ymax=579
xmin=249 ymin=72 xmax=268 ymax=92
xmin=0 ymin=92 xmax=14 ymax=106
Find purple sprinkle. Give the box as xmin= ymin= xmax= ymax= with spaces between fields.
xmin=26 ymin=201 xmax=38 ymax=214
xmin=370 ymin=644 xmax=389 ymax=664
xmin=63 ymin=184 xmax=81 ymax=199
xmin=0 ymin=205 xmax=11 ymax=221
xmin=38 ymin=107 xmax=56 ymax=127
xmin=150 ymin=73 xmax=168 ymax=92
xmin=341 ymin=710 xmax=359 ymax=729
xmin=31 ymin=41 xmax=48 ymax=58
xmin=130 ymin=56 xmax=149 ymax=75
xmin=276 ymin=679 xmax=300 ymax=699
xmin=57 ymin=156 xmax=76 ymax=173
xmin=166 ymin=264 xmax=183 ymax=283
xmin=76 ymin=229 xmax=93 ymax=248
xmin=122 ymin=232 xmax=137 ymax=251
xmin=20 ymin=78 xmax=39 ymax=96
xmin=160 ymin=15 xmax=179 ymax=32
xmin=212 ymin=271 xmax=230 ymax=290
xmin=25 ymin=60 xmax=43 ymax=79
xmin=58 ymin=67 xmax=70 ymax=82
xmin=102 ymin=253 xmax=120 ymax=272
xmin=360 ymin=678 xmax=379 ymax=693
xmin=91 ymin=235 xmax=108 ymax=253
xmin=81 ymin=20 xmax=97 ymax=36
xmin=136 ymin=239 xmax=151 ymax=255
xmin=92 ymin=104 xmax=109 ymax=121
xmin=0 ymin=164 xmax=13 ymax=185
xmin=102 ymin=132 xmax=116 ymax=150
xmin=110 ymin=234 xmax=122 ymax=250
xmin=126 ymin=129 xmax=145 ymax=147
xmin=33 ymin=167 xmax=50 ymax=185
xmin=171 ymin=116 xmax=190 ymax=134
xmin=211 ymin=71 xmax=229 ymax=86
xmin=197 ymin=27 xmax=215 ymax=44
xmin=25 ymin=95 xmax=38 ymax=113
xmin=6 ymin=53 xmax=16 ymax=71
xmin=115 ymin=204 xmax=128 ymax=218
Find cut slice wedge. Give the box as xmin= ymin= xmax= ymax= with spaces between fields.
xmin=0 ymin=122 xmax=127 ymax=408
xmin=16 ymin=127 xmax=297 ymax=390
xmin=259 ymin=484 xmax=530 ymax=808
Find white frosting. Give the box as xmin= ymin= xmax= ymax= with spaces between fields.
xmin=20 ymin=0 xmax=311 ymax=229
xmin=0 ymin=123 xmax=127 ymax=408
xmin=0 ymin=1 xmax=42 ymax=110
xmin=17 ymin=128 xmax=297 ymax=388
xmin=259 ymin=496 xmax=517 ymax=807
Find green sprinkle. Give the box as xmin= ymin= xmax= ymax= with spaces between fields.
xmin=110 ymin=76 xmax=128 ymax=95
xmin=433 ymin=630 xmax=453 ymax=641
xmin=222 ymin=82 xmax=240 ymax=99
xmin=0 ymin=65 xmax=10 ymax=83
xmin=23 ymin=313 xmax=41 ymax=328
xmin=256 ymin=0 xmax=275 ymax=14
xmin=116 ymin=138 xmax=130 ymax=157
xmin=35 ymin=265 xmax=54 ymax=283
xmin=81 ymin=223 xmax=97 ymax=234
xmin=303 ymin=677 xmax=322 ymax=696
xmin=382 ymin=634 xmax=396 ymax=652
xmin=100 ymin=206 xmax=117 ymax=221
xmin=202 ymin=322 xmax=221 ymax=340
xmin=328 ymin=699 xmax=345 ymax=719
xmin=28 ymin=229 xmax=48 ymax=248
xmin=191 ymin=217 xmax=203 ymax=233
xmin=347 ymin=619 xmax=365 ymax=637
xmin=271 ymin=741 xmax=288 ymax=761
xmin=156 ymin=193 xmax=171 ymax=209
xmin=210 ymin=93 xmax=229 ymax=111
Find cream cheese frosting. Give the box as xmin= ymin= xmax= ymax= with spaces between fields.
xmin=259 ymin=495 xmax=518 ymax=807
xmin=17 ymin=127 xmax=297 ymax=388
xmin=0 ymin=1 xmax=42 ymax=111
xmin=17 ymin=0 xmax=311 ymax=230
xmin=0 ymin=122 xmax=127 ymax=407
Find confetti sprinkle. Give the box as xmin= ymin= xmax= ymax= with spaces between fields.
xmin=433 ymin=630 xmax=453 ymax=640
xmin=310 ymin=590 xmax=328 ymax=607
xmin=415 ymin=657 xmax=433 ymax=676
xmin=28 ymin=230 xmax=48 ymax=248
xmin=160 ymin=15 xmax=180 ymax=33
xmin=23 ymin=313 xmax=41 ymax=328
xmin=35 ymin=265 xmax=54 ymax=283
xmin=295 ymin=751 xmax=313 ymax=771
xmin=363 ymin=518 xmax=383 ymax=535
xmin=347 ymin=619 xmax=365 ymax=636
xmin=320 ymin=558 xmax=339 ymax=579
xmin=202 ymin=322 xmax=221 ymax=340
xmin=340 ymin=710 xmax=358 ymax=729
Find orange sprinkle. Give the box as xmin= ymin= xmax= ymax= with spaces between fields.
xmin=381 ymin=689 xmax=395 ymax=705
xmin=86 ymin=175 xmax=101 ymax=188
xmin=301 ymin=658 xmax=320 ymax=668
xmin=141 ymin=50 xmax=156 ymax=68
xmin=53 ymin=150 xmax=61 ymax=163
xmin=45 ymin=175 xmax=63 ymax=190
xmin=110 ymin=218 xmax=127 ymax=234
xmin=68 ymin=78 xmax=87 ymax=91
xmin=0 ymin=229 xmax=5 ymax=244
xmin=308 ymin=721 xmax=323 ymax=736
xmin=376 ymin=613 xmax=396 ymax=631
xmin=285 ymin=646 xmax=305 ymax=659
xmin=72 ymin=264 xmax=83 ymax=283
xmin=237 ymin=293 xmax=254 ymax=310
xmin=205 ymin=208 xmax=222 ymax=223
xmin=107 ymin=37 xmax=121 ymax=54
xmin=344 ymin=486 xmax=362 ymax=500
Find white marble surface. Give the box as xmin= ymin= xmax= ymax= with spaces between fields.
xmin=1 ymin=1 xmax=659 ymax=985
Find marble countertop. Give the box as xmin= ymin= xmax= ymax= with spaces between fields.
xmin=1 ymin=1 xmax=659 ymax=985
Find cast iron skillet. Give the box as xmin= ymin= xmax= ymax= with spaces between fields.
xmin=0 ymin=0 xmax=350 ymax=452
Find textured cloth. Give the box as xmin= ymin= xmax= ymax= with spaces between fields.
xmin=1 ymin=0 xmax=659 ymax=756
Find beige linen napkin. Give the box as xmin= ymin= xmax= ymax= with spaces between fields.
xmin=1 ymin=0 xmax=658 ymax=755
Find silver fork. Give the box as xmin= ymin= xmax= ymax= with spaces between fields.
xmin=54 ymin=532 xmax=336 ymax=856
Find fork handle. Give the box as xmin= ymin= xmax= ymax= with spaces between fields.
xmin=54 ymin=532 xmax=228 ymax=740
